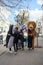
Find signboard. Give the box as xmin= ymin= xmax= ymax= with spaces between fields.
xmin=37 ymin=22 xmax=41 ymax=33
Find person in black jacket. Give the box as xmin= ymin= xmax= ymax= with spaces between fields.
xmin=13 ymin=27 xmax=20 ymax=53
xmin=4 ymin=25 xmax=13 ymax=51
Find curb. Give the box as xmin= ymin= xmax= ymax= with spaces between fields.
xmin=34 ymin=46 xmax=43 ymax=48
xmin=0 ymin=50 xmax=6 ymax=56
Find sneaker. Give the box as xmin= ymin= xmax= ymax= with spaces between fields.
xmin=14 ymin=52 xmax=17 ymax=55
xmin=4 ymin=44 xmax=6 ymax=46
xmin=32 ymin=48 xmax=34 ymax=50
xmin=9 ymin=51 xmax=13 ymax=53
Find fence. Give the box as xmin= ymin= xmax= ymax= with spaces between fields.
xmin=35 ymin=36 xmax=43 ymax=48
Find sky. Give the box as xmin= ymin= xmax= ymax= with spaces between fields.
xmin=0 ymin=0 xmax=43 ymax=24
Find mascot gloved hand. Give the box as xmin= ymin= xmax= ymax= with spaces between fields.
xmin=27 ymin=21 xmax=36 ymax=49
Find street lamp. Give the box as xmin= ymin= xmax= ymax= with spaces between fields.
xmin=41 ymin=0 xmax=43 ymax=35
xmin=36 ymin=0 xmax=43 ymax=48
xmin=36 ymin=20 xmax=42 ymax=48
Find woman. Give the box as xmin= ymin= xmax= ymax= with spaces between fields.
xmin=8 ymin=25 xmax=15 ymax=52
xmin=4 ymin=25 xmax=13 ymax=49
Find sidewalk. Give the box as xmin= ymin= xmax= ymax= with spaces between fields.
xmin=0 ymin=44 xmax=7 ymax=56
xmin=0 ymin=37 xmax=43 ymax=56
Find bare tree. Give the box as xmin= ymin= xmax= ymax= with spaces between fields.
xmin=15 ymin=9 xmax=29 ymax=26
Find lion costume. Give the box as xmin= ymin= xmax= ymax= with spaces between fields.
xmin=27 ymin=21 xmax=36 ymax=49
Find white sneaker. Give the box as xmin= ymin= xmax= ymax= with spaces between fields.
xmin=14 ymin=52 xmax=17 ymax=55
xmin=9 ymin=51 xmax=13 ymax=53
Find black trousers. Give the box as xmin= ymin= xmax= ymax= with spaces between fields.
xmin=28 ymin=36 xmax=32 ymax=48
xmin=13 ymin=43 xmax=18 ymax=52
xmin=21 ymin=42 xmax=24 ymax=49
xmin=28 ymin=42 xmax=32 ymax=48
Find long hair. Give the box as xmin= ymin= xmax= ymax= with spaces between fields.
xmin=8 ymin=25 xmax=13 ymax=34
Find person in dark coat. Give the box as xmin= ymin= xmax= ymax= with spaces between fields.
xmin=4 ymin=25 xmax=13 ymax=51
xmin=13 ymin=27 xmax=20 ymax=53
